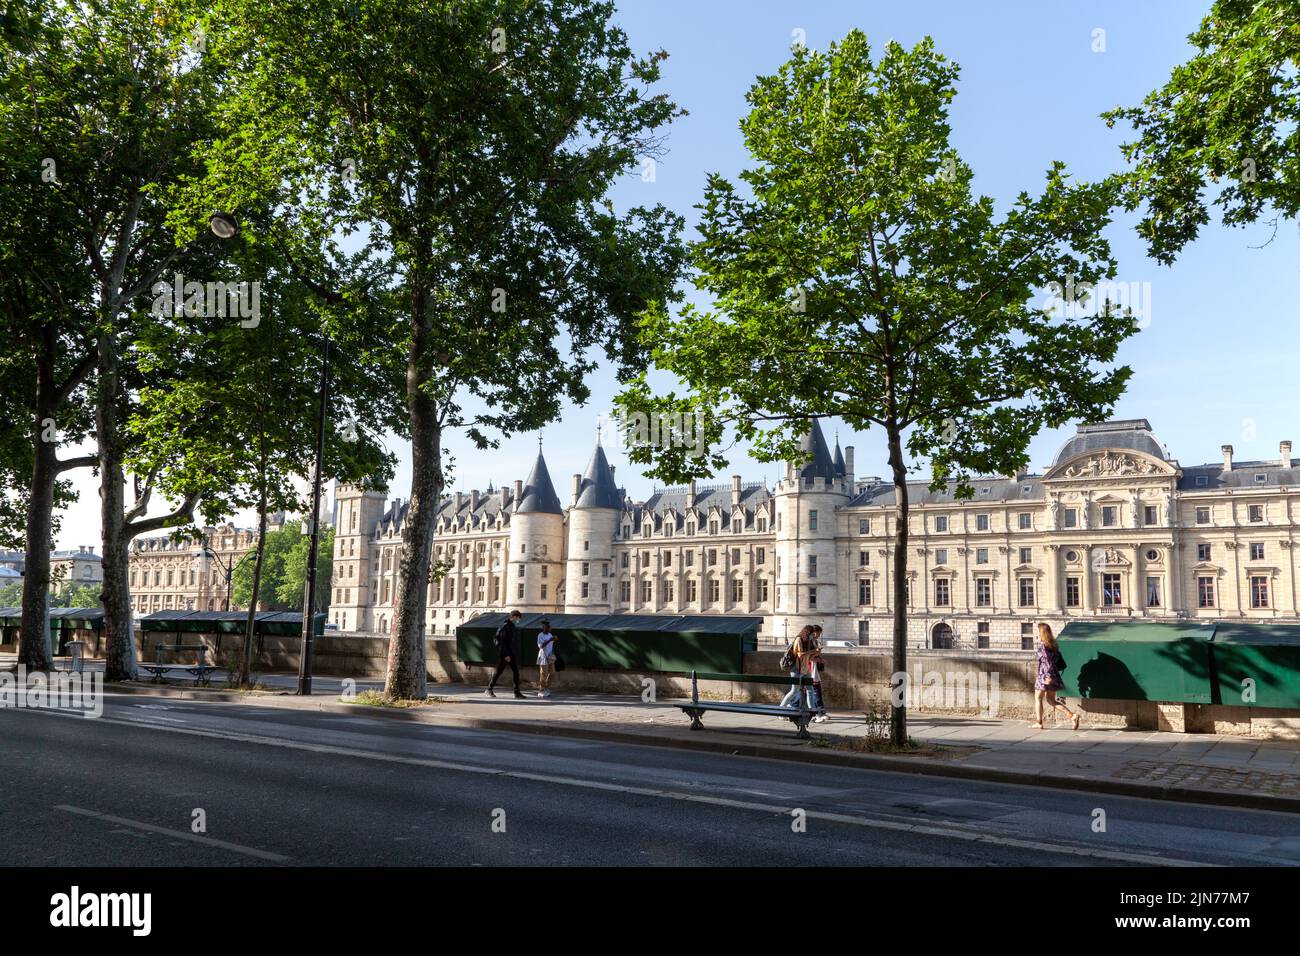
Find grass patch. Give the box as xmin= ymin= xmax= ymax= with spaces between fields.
xmin=820 ymin=735 xmax=969 ymax=758
xmin=344 ymin=689 xmax=438 ymax=709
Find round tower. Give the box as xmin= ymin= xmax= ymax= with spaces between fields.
xmin=330 ymin=480 xmax=387 ymax=632
xmin=505 ymin=447 xmax=566 ymax=612
xmin=564 ymin=441 xmax=622 ymax=614
xmin=772 ymin=421 xmax=849 ymax=643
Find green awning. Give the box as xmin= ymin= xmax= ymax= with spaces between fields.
xmin=1057 ymin=620 xmax=1215 ymax=704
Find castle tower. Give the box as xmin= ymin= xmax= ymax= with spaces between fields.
xmin=773 ymin=420 xmax=850 ymax=642
xmin=506 ymin=447 xmax=566 ymax=612
xmin=564 ymin=441 xmax=622 ymax=613
xmin=330 ymin=480 xmax=386 ymax=632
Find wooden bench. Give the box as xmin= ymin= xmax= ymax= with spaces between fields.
xmin=141 ymin=644 xmax=216 ymax=685
xmin=676 ymin=670 xmax=815 ymax=739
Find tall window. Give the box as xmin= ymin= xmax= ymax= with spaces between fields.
xmin=859 ymin=549 xmax=870 ymax=566
xmin=858 ymin=579 xmax=872 ymax=606
xmin=935 ymin=548 xmax=948 ymax=565
xmin=807 ymin=586 xmax=818 ymax=609
xmin=1146 ymin=577 xmax=1162 ymax=608
xmin=1018 ymin=547 xmax=1032 ymax=564
xmin=808 ymin=555 xmax=818 ymax=578
xmin=808 ymin=509 xmax=818 ymax=531
xmin=1018 ymin=578 xmax=1035 ymax=607
xmin=1248 ymin=504 xmax=1264 ymax=523
xmin=708 ymin=579 xmax=720 ymax=603
xmin=935 ymin=515 xmax=948 ymax=532
xmin=934 ymin=579 xmax=950 ymax=607
xmin=757 ymin=578 xmax=769 ymax=603
xmin=1063 ymin=508 xmax=1077 ymax=528
xmin=1195 ymin=507 xmax=1210 ymax=525
xmin=1197 ymin=576 xmax=1215 ymax=608
xmin=977 ymin=621 xmax=990 ymax=649
xmin=976 ymin=547 xmax=988 ymax=565
xmin=975 ymin=578 xmax=992 ymax=608
xmin=730 ymin=579 xmax=743 ymax=602
xmin=1198 ymin=543 xmax=1211 ymax=561
xmin=976 ymin=514 xmax=989 ymax=531
xmin=1065 ymin=577 xmax=1080 ymax=608
xmin=1250 ymin=575 xmax=1270 ymax=608
xmin=1102 ymin=573 xmax=1122 ymax=606
xmin=1250 ymin=542 xmax=1265 ymax=561
xmin=858 ymin=518 xmax=869 ymax=534
xmin=1101 ymin=506 xmax=1117 ymax=527
xmin=1144 ymin=505 xmax=1158 ymax=526
xmin=1018 ymin=513 xmax=1032 ymax=530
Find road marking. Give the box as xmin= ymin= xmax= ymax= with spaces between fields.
xmin=54 ymin=804 xmax=290 ymax=862
xmin=23 ymin=707 xmax=1211 ymax=866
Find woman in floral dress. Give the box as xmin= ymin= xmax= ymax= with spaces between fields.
xmin=1033 ymin=623 xmax=1079 ymax=730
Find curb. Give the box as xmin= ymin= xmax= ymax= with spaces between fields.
xmin=104 ymin=682 xmax=1300 ymax=815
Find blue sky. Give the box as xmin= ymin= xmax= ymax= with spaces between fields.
xmin=54 ymin=0 xmax=1300 ymax=547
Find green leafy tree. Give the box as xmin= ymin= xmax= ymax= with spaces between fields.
xmin=12 ymin=0 xmax=237 ymax=681
xmin=278 ymin=525 xmax=334 ymax=612
xmin=205 ymin=0 xmax=687 ymax=698
xmin=0 ymin=581 xmax=22 ymax=606
xmin=1104 ymin=1 xmax=1300 ymax=263
xmin=617 ymin=33 xmax=1135 ymax=744
xmin=0 ymin=3 xmax=101 ymax=668
xmin=230 ymin=523 xmax=334 ymax=612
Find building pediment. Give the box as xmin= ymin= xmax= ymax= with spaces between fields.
xmin=1045 ymin=450 xmax=1175 ymax=482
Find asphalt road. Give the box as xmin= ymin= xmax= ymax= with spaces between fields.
xmin=1 ymin=694 xmax=1297 ymax=866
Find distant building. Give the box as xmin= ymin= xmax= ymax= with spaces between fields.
xmin=128 ymin=515 xmax=285 ymax=614
xmin=329 ymin=420 xmax=1300 ymax=650
xmin=0 ymin=550 xmax=24 ymax=575
xmin=50 ymin=547 xmax=102 ymax=593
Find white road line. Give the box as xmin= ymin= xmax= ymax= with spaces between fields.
xmin=54 ymin=804 xmax=290 ymax=862
xmin=23 ymin=707 xmax=1211 ymax=867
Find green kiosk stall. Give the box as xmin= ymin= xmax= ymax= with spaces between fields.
xmin=1057 ymin=620 xmax=1216 ymax=704
xmin=457 ymin=612 xmax=761 ymax=674
xmin=1208 ymin=623 xmax=1300 ymax=709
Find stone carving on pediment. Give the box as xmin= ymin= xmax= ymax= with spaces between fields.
xmin=1059 ymin=452 xmax=1163 ymax=480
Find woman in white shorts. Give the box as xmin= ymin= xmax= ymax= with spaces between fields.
xmin=536 ymin=618 xmax=557 ymax=698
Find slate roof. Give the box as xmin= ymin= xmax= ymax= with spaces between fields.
xmin=1179 ymin=461 xmax=1300 ymax=491
xmin=796 ymin=419 xmax=837 ymax=482
xmin=574 ymin=443 xmax=623 ymax=510
xmin=1052 ymin=419 xmax=1168 ymax=467
xmin=849 ymin=476 xmax=1047 ymax=507
xmin=515 ymin=450 xmax=563 ymax=515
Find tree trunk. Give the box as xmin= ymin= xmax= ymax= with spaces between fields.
xmin=18 ymin=373 xmax=57 ymax=671
xmin=386 ymin=291 xmax=440 ymax=699
xmin=97 ymin=330 xmax=136 ymax=682
xmin=886 ymin=422 xmax=910 ymax=747
xmin=18 ymin=338 xmax=59 ymax=671
xmin=241 ymin=485 xmax=268 ymax=688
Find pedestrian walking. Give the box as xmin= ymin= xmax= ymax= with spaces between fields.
xmin=486 ymin=609 xmax=526 ymax=699
xmin=1032 ymin=622 xmax=1079 ymax=730
xmin=808 ymin=624 xmax=829 ymax=722
xmin=780 ymin=626 xmax=813 ymax=709
xmin=536 ymin=618 xmax=557 ymax=698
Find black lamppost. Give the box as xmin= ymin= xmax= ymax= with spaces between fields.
xmin=203 ymin=546 xmax=234 ymax=612
xmin=210 ymin=211 xmax=328 ymax=696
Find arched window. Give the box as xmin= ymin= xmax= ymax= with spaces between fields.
xmin=931 ymin=622 xmax=954 ymax=650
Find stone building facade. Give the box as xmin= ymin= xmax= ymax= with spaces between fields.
xmin=128 ymin=517 xmax=285 ymax=615
xmin=328 ymin=419 xmax=1300 ymax=649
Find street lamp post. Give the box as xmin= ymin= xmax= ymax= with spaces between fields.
xmin=203 ymin=547 xmax=233 ymax=612
xmin=210 ymin=210 xmax=330 ymax=695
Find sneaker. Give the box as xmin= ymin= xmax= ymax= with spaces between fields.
xmin=812 ymin=714 xmax=828 ymax=724
xmin=514 ymin=691 xmax=525 ymax=699
xmin=486 ymin=687 xmax=496 ymax=698
xmin=542 ymin=689 xmax=552 ymax=698
xmin=536 ymin=691 xmax=546 ymax=698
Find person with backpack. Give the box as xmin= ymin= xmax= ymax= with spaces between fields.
xmin=780 ymin=625 xmax=813 ymax=709
xmin=535 ymin=618 xmax=558 ymax=698
xmin=1032 ymin=622 xmax=1079 ymax=730
xmin=486 ymin=610 xmax=526 ymax=699
xmin=808 ymin=624 xmax=829 ymax=723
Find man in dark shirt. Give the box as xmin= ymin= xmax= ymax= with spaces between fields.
xmin=487 ymin=609 xmax=525 ymax=699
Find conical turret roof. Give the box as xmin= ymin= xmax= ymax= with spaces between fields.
xmin=516 ymin=449 xmax=564 ymax=515
xmin=575 ymin=443 xmax=623 ymax=510
xmin=795 ymin=419 xmax=837 ymax=482
xmin=833 ymin=436 xmax=846 ymax=477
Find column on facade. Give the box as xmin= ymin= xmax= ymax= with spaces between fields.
xmin=1044 ymin=544 xmax=1060 ymax=614
xmin=1080 ymin=546 xmax=1093 ymax=613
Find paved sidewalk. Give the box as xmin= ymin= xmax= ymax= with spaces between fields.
xmin=6 ymin=655 xmax=1299 ymax=811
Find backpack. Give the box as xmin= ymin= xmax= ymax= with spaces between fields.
xmin=780 ymin=643 xmax=797 ymax=670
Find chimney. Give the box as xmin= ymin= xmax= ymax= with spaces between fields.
xmin=687 ymin=479 xmax=697 ymax=509
xmin=1222 ymin=445 xmax=1234 ymax=472
xmin=731 ymin=474 xmax=742 ymax=506
xmin=845 ymin=446 xmax=855 ymax=482
xmin=1282 ymin=440 xmax=1293 ymax=469
xmin=470 ymin=489 xmax=480 ymax=512
xmin=501 ymin=485 xmax=510 ymax=508
xmin=572 ymin=473 xmax=581 ymax=505
xmin=453 ymin=491 xmax=463 ymax=513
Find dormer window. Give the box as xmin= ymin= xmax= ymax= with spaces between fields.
xmin=1255 ymin=473 xmax=1267 ymax=484
xmin=1195 ymin=475 xmax=1209 ymax=487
